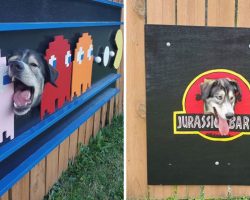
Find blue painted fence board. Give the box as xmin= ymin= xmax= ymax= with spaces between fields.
xmin=0 ymin=21 xmax=123 ymax=31
xmin=92 ymin=0 xmax=123 ymax=8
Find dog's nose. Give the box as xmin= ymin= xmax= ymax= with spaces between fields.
xmin=226 ymin=113 xmax=234 ymax=120
xmin=10 ymin=61 xmax=24 ymax=71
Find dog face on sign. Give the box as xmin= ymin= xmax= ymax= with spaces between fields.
xmin=198 ymin=78 xmax=242 ymax=135
xmin=8 ymin=49 xmax=58 ymax=116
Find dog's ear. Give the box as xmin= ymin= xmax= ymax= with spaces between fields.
xmin=197 ymin=79 xmax=217 ymax=101
xmin=229 ymin=79 xmax=242 ymax=102
xmin=45 ymin=63 xmax=58 ymax=87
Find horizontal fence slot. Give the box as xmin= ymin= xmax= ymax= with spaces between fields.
xmin=0 ymin=21 xmax=123 ymax=31
xmin=0 ymin=73 xmax=121 ymax=162
xmin=92 ymin=0 xmax=123 ymax=8
xmin=0 ymin=87 xmax=119 ymax=197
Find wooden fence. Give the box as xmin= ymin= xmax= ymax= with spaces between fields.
xmin=0 ymin=1 xmax=123 ymax=200
xmin=127 ymin=0 xmax=250 ymax=199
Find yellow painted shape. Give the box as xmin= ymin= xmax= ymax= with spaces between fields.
xmin=114 ymin=29 xmax=123 ymax=69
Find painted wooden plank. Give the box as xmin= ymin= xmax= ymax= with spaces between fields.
xmin=229 ymin=1 xmax=250 ymax=197
xmin=69 ymin=130 xmax=79 ymax=160
xmin=176 ymin=0 xmax=205 ymax=198
xmin=177 ymin=0 xmax=205 ymax=26
xmin=207 ymin=0 xmax=235 ymax=27
xmin=118 ymin=53 xmax=124 ymax=115
xmin=204 ymin=0 xmax=235 ymax=198
xmin=11 ymin=173 xmax=29 ymax=200
xmin=58 ymin=137 xmax=70 ymax=177
xmin=115 ymin=66 xmax=121 ymax=115
xmin=93 ymin=109 xmax=101 ymax=137
xmin=177 ymin=185 xmax=188 ymax=199
xmin=147 ymin=0 xmax=176 ymax=25
xmin=0 ymin=22 xmax=123 ymax=32
xmin=45 ymin=147 xmax=59 ymax=194
xmin=117 ymin=9 xmax=124 ymax=115
xmin=0 ymin=192 xmax=8 ymax=200
xmin=85 ymin=116 xmax=94 ymax=144
xmin=127 ymin=0 xmax=147 ymax=198
xmin=230 ymin=186 xmax=250 ymax=197
xmin=238 ymin=0 xmax=250 ymax=27
xmin=108 ymin=97 xmax=115 ymax=124
xmin=101 ymin=103 xmax=108 ymax=128
xmin=187 ymin=185 xmax=201 ymax=199
xmin=30 ymin=159 xmax=46 ymax=200
xmin=78 ymin=123 xmax=86 ymax=146
xmin=148 ymin=185 xmax=174 ymax=199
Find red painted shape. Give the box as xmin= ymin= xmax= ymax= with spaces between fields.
xmin=40 ymin=36 xmax=72 ymax=119
xmin=185 ymin=71 xmax=250 ymax=137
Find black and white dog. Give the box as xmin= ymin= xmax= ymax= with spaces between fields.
xmin=197 ymin=78 xmax=242 ymax=135
xmin=8 ymin=49 xmax=58 ymax=115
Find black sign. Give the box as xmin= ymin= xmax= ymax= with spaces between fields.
xmin=146 ymin=25 xmax=250 ymax=185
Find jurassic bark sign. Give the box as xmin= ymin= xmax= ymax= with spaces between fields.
xmin=145 ymin=25 xmax=250 ymax=185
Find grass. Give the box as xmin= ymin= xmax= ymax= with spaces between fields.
xmin=44 ymin=115 xmax=123 ymax=200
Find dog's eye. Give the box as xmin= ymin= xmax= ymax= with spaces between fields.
xmin=230 ymin=96 xmax=234 ymax=101
xmin=30 ymin=63 xmax=38 ymax=67
xmin=216 ymin=96 xmax=223 ymax=100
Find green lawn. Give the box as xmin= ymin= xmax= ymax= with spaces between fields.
xmin=44 ymin=115 xmax=123 ymax=200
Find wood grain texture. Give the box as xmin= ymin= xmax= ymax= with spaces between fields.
xmin=148 ymin=185 xmax=174 ymax=199
xmin=207 ymin=0 xmax=235 ymax=27
xmin=230 ymin=1 xmax=250 ymax=196
xmin=58 ymin=137 xmax=69 ymax=177
xmin=85 ymin=116 xmax=94 ymax=144
xmin=177 ymin=0 xmax=205 ymax=26
xmin=108 ymin=97 xmax=115 ymax=124
xmin=115 ymin=66 xmax=121 ymax=115
xmin=45 ymin=147 xmax=59 ymax=194
xmin=238 ymin=0 xmax=250 ymax=27
xmin=78 ymin=123 xmax=86 ymax=145
xmin=93 ymin=109 xmax=101 ymax=137
xmin=0 ymin=192 xmax=8 ymax=200
xmin=118 ymin=57 xmax=124 ymax=115
xmin=126 ymin=0 xmax=147 ymax=198
xmin=187 ymin=185 xmax=201 ymax=199
xmin=204 ymin=185 xmax=229 ymax=199
xmin=177 ymin=185 xmax=188 ymax=199
xmin=205 ymin=0 xmax=235 ymax=197
xmin=147 ymin=0 xmax=176 ymax=25
xmin=69 ymin=130 xmax=79 ymax=160
xmin=230 ymin=186 xmax=250 ymax=197
xmin=11 ymin=173 xmax=29 ymax=200
xmin=101 ymin=103 xmax=108 ymax=128
xmin=30 ymin=159 xmax=46 ymax=200
xmin=177 ymin=0 xmax=205 ymax=198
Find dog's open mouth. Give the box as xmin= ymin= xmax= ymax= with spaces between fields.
xmin=13 ymin=78 xmax=34 ymax=114
xmin=213 ymin=107 xmax=230 ymax=136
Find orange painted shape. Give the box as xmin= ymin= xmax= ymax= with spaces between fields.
xmin=71 ymin=33 xmax=94 ymax=99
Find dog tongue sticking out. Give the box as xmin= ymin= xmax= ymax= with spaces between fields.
xmin=218 ymin=115 xmax=229 ymax=136
xmin=13 ymin=90 xmax=31 ymax=107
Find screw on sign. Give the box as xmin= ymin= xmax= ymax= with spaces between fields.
xmin=0 ymin=52 xmax=14 ymax=143
xmin=40 ymin=36 xmax=72 ymax=119
xmin=71 ymin=33 xmax=94 ymax=99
